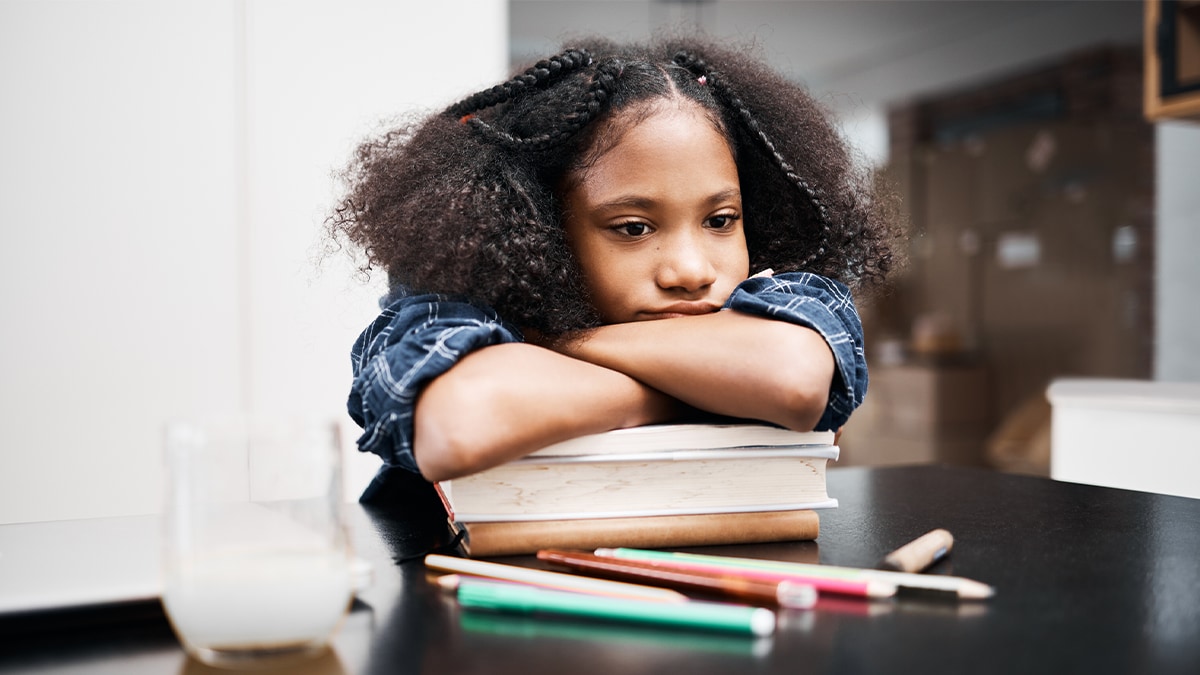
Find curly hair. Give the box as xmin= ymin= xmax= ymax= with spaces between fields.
xmin=328 ymin=35 xmax=901 ymax=335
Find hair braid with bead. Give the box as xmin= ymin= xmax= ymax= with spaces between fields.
xmin=448 ymin=51 xmax=631 ymax=153
xmin=672 ymin=50 xmax=832 ymax=267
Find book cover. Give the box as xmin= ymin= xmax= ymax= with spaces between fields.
xmin=453 ymin=509 xmax=821 ymax=557
xmin=526 ymin=423 xmax=835 ymax=458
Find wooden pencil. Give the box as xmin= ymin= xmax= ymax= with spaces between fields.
xmin=597 ymin=548 xmax=993 ymax=600
xmin=537 ymin=549 xmax=818 ymax=609
xmin=424 ymin=554 xmax=688 ymax=602
xmin=584 ymin=549 xmax=897 ymax=599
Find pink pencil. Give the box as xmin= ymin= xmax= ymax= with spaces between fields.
xmin=591 ymin=554 xmax=896 ymax=599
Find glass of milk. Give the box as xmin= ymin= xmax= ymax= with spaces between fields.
xmin=162 ymin=416 xmax=353 ymax=667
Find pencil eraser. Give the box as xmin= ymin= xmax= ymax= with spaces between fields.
xmin=750 ymin=608 xmax=777 ymax=637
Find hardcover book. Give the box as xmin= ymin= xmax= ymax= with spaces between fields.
xmin=436 ymin=423 xmax=837 ymax=556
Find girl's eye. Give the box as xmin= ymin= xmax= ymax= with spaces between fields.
xmin=613 ymin=222 xmax=650 ymax=237
xmin=705 ymin=214 xmax=740 ymax=230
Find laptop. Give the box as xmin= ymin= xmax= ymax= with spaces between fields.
xmin=0 ymin=514 xmax=372 ymax=616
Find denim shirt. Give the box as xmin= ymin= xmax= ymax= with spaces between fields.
xmin=348 ymin=272 xmax=867 ymax=475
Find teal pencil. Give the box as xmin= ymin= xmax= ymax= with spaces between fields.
xmin=450 ymin=577 xmax=777 ymax=636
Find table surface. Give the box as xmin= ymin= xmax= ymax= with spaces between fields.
xmin=2 ymin=464 xmax=1199 ymax=675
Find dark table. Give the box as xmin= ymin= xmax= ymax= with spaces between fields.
xmin=3 ymin=465 xmax=1199 ymax=674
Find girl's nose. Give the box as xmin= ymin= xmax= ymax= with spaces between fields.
xmin=656 ymin=233 xmax=717 ymax=293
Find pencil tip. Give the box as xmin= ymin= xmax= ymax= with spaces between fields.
xmin=434 ymin=574 xmax=460 ymax=592
xmin=961 ymin=581 xmax=996 ymax=600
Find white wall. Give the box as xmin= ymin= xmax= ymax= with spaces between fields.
xmin=0 ymin=0 xmax=507 ymax=524
xmin=1154 ymin=122 xmax=1200 ymax=383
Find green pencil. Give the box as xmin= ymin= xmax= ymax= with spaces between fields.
xmin=452 ymin=577 xmax=776 ymax=636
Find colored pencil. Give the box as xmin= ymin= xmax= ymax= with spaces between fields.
xmin=449 ymin=576 xmax=777 ymax=637
xmin=581 ymin=549 xmax=894 ymax=599
xmin=424 ymin=554 xmax=688 ymax=602
xmin=596 ymin=548 xmax=994 ymax=600
xmin=536 ymin=549 xmax=818 ymax=609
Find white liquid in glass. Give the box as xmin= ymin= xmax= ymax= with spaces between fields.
xmin=162 ymin=550 xmax=352 ymax=652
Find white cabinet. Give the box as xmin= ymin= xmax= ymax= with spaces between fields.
xmin=1049 ymin=378 xmax=1200 ymax=499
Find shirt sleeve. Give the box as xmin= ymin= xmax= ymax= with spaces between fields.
xmin=347 ymin=293 xmax=521 ymax=474
xmin=722 ymin=272 xmax=867 ymax=431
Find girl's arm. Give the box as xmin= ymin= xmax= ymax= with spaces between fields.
xmin=550 ymin=310 xmax=835 ymax=432
xmin=349 ymin=294 xmax=686 ymax=484
xmin=413 ymin=343 xmax=681 ymax=482
xmin=544 ymin=272 xmax=866 ymax=434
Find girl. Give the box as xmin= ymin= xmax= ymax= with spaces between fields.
xmin=328 ymin=36 xmax=899 ymax=497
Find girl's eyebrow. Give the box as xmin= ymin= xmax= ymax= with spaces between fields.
xmin=592 ymin=188 xmax=742 ymax=213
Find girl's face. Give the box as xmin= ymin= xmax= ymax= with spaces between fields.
xmin=562 ymin=104 xmax=750 ymax=325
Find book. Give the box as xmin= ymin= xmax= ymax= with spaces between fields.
xmin=449 ymin=509 xmax=821 ymax=558
xmin=525 ymin=423 xmax=835 ymax=458
xmin=434 ymin=423 xmax=838 ymax=556
xmin=438 ymin=424 xmax=838 ymax=522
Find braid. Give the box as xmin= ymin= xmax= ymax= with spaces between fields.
xmin=673 ymin=51 xmax=832 ymax=267
xmin=446 ymin=49 xmax=591 ymax=118
xmin=451 ymin=54 xmax=625 ymax=153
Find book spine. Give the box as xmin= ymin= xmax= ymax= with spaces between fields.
xmin=432 ymin=482 xmax=455 ymax=518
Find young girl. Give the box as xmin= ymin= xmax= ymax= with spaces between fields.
xmin=328 ymin=36 xmax=899 ymax=498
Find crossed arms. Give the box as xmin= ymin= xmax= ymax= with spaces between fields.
xmin=349 ymin=273 xmax=864 ymax=484
xmin=413 ymin=310 xmax=835 ymax=482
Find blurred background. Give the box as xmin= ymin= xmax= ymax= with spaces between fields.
xmin=2 ymin=0 xmax=1197 ymax=525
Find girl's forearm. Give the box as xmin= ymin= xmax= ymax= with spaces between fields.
xmin=412 ymin=342 xmax=679 ymax=482
xmin=555 ymin=310 xmax=835 ymax=432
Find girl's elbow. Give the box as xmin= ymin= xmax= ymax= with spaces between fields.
xmin=415 ymin=405 xmax=518 ymax=482
xmin=414 ymin=430 xmax=482 ymax=483
xmin=770 ymin=326 xmax=836 ymax=431
xmin=412 ymin=376 xmax=492 ymax=482
xmin=774 ymin=356 xmax=835 ymax=431
xmin=777 ymin=384 xmax=830 ymax=432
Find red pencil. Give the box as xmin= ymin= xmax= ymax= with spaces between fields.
xmin=579 ymin=550 xmax=896 ymax=599
xmin=537 ymin=549 xmax=819 ymax=609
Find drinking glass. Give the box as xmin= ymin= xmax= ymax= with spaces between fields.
xmin=162 ymin=415 xmax=353 ymax=667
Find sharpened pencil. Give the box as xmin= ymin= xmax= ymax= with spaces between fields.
xmin=597 ymin=548 xmax=994 ymax=600
xmin=424 ymin=554 xmax=688 ymax=602
xmin=582 ymin=550 xmax=895 ymax=599
xmin=536 ymin=549 xmax=818 ymax=609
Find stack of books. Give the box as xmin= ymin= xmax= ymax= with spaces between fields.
xmin=436 ymin=423 xmax=838 ymax=556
